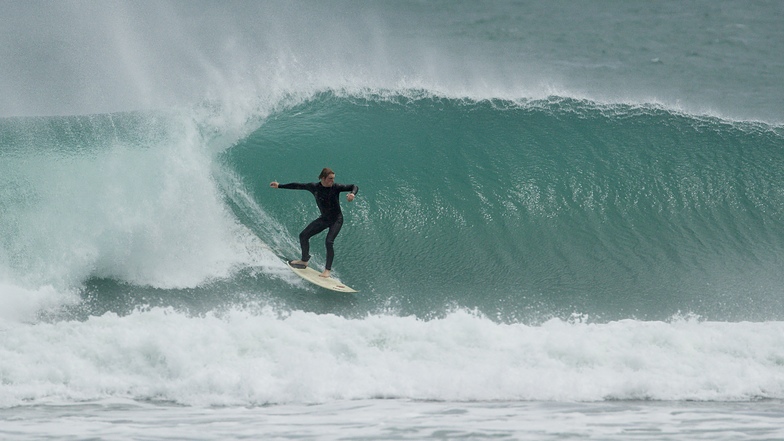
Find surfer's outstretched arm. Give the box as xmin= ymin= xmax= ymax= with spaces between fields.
xmin=270 ymin=182 xmax=314 ymax=191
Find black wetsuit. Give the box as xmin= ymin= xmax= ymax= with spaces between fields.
xmin=279 ymin=182 xmax=359 ymax=270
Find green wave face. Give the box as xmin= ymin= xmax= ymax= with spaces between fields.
xmin=222 ymin=93 xmax=784 ymax=322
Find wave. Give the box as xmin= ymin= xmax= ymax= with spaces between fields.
xmin=1 ymin=90 xmax=784 ymax=324
xmin=224 ymin=92 xmax=784 ymax=321
xmin=4 ymin=1 xmax=784 ymax=412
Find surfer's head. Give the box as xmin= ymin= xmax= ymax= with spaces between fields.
xmin=319 ymin=167 xmax=335 ymax=187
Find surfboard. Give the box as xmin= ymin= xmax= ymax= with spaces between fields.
xmin=286 ymin=261 xmax=357 ymax=293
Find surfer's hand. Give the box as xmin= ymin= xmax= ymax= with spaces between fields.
xmin=270 ymin=181 xmax=279 ymax=188
xmin=347 ymin=193 xmax=355 ymax=202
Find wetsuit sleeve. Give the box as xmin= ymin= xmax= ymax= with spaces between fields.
xmin=336 ymin=183 xmax=358 ymax=195
xmin=278 ymin=182 xmax=315 ymax=191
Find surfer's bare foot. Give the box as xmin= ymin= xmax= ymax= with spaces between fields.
xmin=319 ymin=269 xmax=331 ymax=278
xmin=290 ymin=260 xmax=308 ymax=268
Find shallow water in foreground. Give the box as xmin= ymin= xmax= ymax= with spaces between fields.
xmin=2 ymin=399 xmax=784 ymax=440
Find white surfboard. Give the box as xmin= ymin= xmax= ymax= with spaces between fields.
xmin=286 ymin=261 xmax=357 ymax=293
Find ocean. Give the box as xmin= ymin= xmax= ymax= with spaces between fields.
xmin=2 ymin=1 xmax=784 ymax=439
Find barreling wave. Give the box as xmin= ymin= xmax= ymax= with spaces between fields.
xmin=2 ymin=90 xmax=784 ymax=323
xmin=224 ymin=91 xmax=784 ymax=322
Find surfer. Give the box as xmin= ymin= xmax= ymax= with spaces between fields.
xmin=270 ymin=168 xmax=358 ymax=278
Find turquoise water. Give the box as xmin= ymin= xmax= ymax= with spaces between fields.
xmin=2 ymin=1 xmax=784 ymax=439
xmin=4 ymin=94 xmax=782 ymax=322
xmin=226 ymin=93 xmax=784 ymax=322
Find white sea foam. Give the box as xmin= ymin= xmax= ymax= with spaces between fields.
xmin=1 ymin=308 xmax=783 ymax=407
xmin=0 ymin=109 xmax=279 ymax=313
xmin=0 ymin=283 xmax=78 ymax=324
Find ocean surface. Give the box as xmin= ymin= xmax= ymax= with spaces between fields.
xmin=2 ymin=1 xmax=784 ymax=439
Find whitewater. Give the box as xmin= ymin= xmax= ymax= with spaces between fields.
xmin=2 ymin=1 xmax=784 ymax=439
